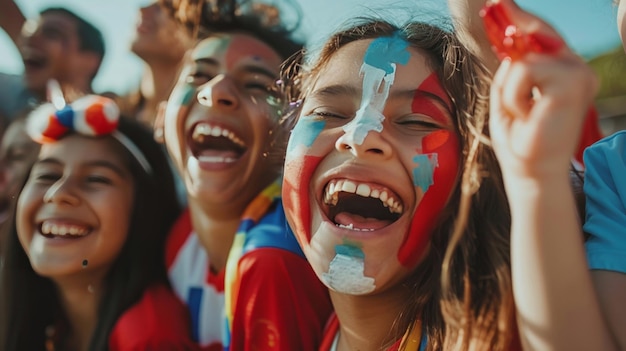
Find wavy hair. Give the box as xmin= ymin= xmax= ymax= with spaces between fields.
xmin=279 ymin=19 xmax=514 ymax=350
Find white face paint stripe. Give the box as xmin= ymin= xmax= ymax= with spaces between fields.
xmin=322 ymin=244 xmax=375 ymax=295
xmin=322 ymin=254 xmax=376 ymax=295
xmin=341 ymin=33 xmax=411 ymax=145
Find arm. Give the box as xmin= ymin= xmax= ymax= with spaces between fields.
xmin=230 ymin=248 xmax=332 ymax=351
xmin=0 ymin=0 xmax=26 ymax=47
xmin=447 ymin=0 xmax=500 ymax=73
xmin=486 ymin=0 xmax=616 ymax=349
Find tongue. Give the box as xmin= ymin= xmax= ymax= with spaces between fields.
xmin=334 ymin=212 xmax=391 ymax=231
xmin=196 ymin=149 xmax=240 ymax=163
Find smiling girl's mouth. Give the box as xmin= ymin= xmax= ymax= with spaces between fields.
xmin=323 ymin=179 xmax=404 ymax=231
xmin=189 ymin=122 xmax=247 ymax=164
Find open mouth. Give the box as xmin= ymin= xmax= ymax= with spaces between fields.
xmin=22 ymin=50 xmax=48 ymax=72
xmin=188 ymin=122 xmax=247 ymax=164
xmin=39 ymin=220 xmax=92 ymax=239
xmin=323 ymin=179 xmax=404 ymax=232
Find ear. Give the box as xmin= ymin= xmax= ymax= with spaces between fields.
xmin=153 ymin=101 xmax=167 ymax=144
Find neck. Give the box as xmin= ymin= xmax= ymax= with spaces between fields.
xmin=188 ymin=199 xmax=244 ymax=272
xmin=54 ymin=274 xmax=105 ymax=351
xmin=331 ymin=284 xmax=411 ymax=351
xmin=137 ymin=60 xmax=180 ymax=125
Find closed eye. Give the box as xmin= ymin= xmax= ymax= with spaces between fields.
xmin=310 ymin=110 xmax=349 ymax=120
xmin=86 ymin=175 xmax=113 ymax=185
xmin=34 ymin=172 xmax=61 ymax=183
xmin=395 ymin=119 xmax=447 ymax=135
xmin=186 ymin=72 xmax=214 ymax=86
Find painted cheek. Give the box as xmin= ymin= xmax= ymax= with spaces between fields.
xmin=282 ymin=117 xmax=326 ymax=246
xmin=169 ymin=83 xmax=194 ymax=126
xmin=398 ymin=130 xmax=460 ymax=267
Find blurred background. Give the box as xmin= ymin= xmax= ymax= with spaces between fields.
xmin=1 ymin=0 xmax=625 ymax=133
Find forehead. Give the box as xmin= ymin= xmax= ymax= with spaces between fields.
xmin=311 ymin=39 xmax=434 ymax=93
xmin=38 ymin=12 xmax=78 ymax=32
xmin=189 ymin=33 xmax=282 ymax=72
xmin=39 ymin=135 xmax=125 ymax=165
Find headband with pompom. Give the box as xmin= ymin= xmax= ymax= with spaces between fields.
xmin=26 ymin=94 xmax=153 ymax=174
xmin=27 ymin=95 xmax=119 ymax=144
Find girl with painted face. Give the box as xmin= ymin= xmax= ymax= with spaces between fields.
xmin=281 ymin=18 xmax=517 ymax=350
xmin=156 ymin=1 xmax=332 ymax=350
xmin=0 ymin=96 xmax=198 ymax=351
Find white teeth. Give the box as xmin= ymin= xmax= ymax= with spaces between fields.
xmin=379 ymin=191 xmax=388 ymax=202
xmin=192 ymin=123 xmax=246 ymax=148
xmin=356 ymin=184 xmax=371 ymax=197
xmin=41 ymin=221 xmax=89 ymax=237
xmin=341 ymin=180 xmax=357 ymax=193
xmin=336 ymin=223 xmax=374 ymax=232
xmin=197 ymin=155 xmax=238 ymax=163
xmin=324 ymin=180 xmax=403 ymax=214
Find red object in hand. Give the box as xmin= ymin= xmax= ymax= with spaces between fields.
xmin=480 ymin=0 xmax=563 ymax=61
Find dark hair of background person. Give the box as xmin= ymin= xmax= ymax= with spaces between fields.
xmin=40 ymin=7 xmax=106 ymax=79
xmin=0 ymin=116 xmax=182 ymax=351
xmin=161 ymin=0 xmax=303 ymax=60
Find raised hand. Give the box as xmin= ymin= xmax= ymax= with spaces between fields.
xmin=484 ymin=0 xmax=597 ymax=180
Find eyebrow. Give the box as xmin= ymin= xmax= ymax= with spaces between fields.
xmin=310 ymin=84 xmax=360 ymax=99
xmin=193 ymin=58 xmax=277 ymax=80
xmin=36 ymin=158 xmax=128 ymax=178
xmin=392 ymin=89 xmax=453 ymax=115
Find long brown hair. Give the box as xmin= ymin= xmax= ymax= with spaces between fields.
xmin=280 ymin=19 xmax=514 ymax=350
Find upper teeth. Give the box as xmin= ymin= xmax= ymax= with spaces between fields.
xmin=192 ymin=124 xmax=245 ymax=148
xmin=41 ymin=221 xmax=89 ymax=236
xmin=324 ymin=179 xmax=403 ymax=214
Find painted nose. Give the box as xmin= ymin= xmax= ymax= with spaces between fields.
xmin=197 ymin=75 xmax=239 ymax=110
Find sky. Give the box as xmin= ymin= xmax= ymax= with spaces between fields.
xmin=0 ymin=0 xmax=621 ymax=95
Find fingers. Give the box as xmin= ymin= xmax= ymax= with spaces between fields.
xmin=480 ymin=0 xmax=565 ymax=61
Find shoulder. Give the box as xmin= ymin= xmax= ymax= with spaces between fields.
xmin=242 ymin=200 xmax=304 ymax=257
xmin=585 ymin=131 xmax=626 ymax=163
xmin=583 ymin=130 xmax=626 ymax=191
xmin=109 ymin=284 xmax=198 ymax=351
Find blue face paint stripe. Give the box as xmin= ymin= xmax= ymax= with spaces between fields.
xmin=287 ymin=116 xmax=326 ymax=153
xmin=180 ymin=83 xmax=196 ymax=106
xmin=412 ymin=154 xmax=437 ymax=192
xmin=335 ymin=244 xmax=365 ymax=259
xmin=363 ymin=32 xmax=411 ymax=73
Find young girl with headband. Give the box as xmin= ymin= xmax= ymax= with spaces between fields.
xmin=0 ymin=95 xmax=198 ymax=351
xmin=279 ymin=0 xmax=596 ymax=348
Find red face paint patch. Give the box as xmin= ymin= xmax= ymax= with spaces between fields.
xmin=398 ymin=129 xmax=460 ymax=267
xmin=282 ymin=155 xmax=323 ymax=245
xmin=413 ymin=74 xmax=452 ymax=118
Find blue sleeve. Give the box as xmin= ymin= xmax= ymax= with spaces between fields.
xmin=583 ymin=131 xmax=626 ymax=273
